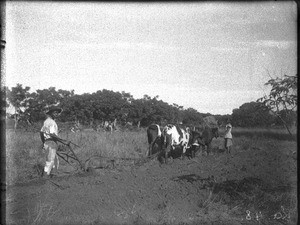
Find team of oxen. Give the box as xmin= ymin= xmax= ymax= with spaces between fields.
xmin=147 ymin=124 xmax=219 ymax=163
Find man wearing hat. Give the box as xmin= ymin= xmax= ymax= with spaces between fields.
xmin=224 ymin=122 xmax=233 ymax=154
xmin=40 ymin=106 xmax=63 ymax=177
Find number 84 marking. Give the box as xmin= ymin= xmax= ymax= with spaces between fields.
xmin=246 ymin=210 xmax=262 ymax=221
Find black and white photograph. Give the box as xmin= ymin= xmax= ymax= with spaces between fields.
xmin=1 ymin=1 xmax=297 ymax=225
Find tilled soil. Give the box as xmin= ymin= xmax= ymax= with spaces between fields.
xmin=4 ymin=146 xmax=297 ymax=225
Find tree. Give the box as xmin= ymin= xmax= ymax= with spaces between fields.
xmin=214 ymin=114 xmax=231 ymax=127
xmin=60 ymin=93 xmax=94 ymax=125
xmin=132 ymin=96 xmax=158 ymax=126
xmin=25 ymin=87 xmax=74 ymax=122
xmin=232 ymin=102 xmax=275 ymax=127
xmin=257 ymin=74 xmax=297 ymax=136
xmin=172 ymin=103 xmax=184 ymax=124
xmin=6 ymin=84 xmax=31 ymax=130
xmin=182 ymin=107 xmax=203 ymax=126
xmin=91 ymin=89 xmax=132 ymax=122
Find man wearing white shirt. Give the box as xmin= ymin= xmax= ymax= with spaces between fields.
xmin=40 ymin=107 xmax=62 ymax=177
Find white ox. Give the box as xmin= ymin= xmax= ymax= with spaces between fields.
xmin=162 ymin=124 xmax=190 ymax=163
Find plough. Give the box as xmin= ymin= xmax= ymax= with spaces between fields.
xmin=56 ymin=142 xmax=84 ymax=172
xmin=40 ymin=132 xmax=161 ymax=177
xmin=38 ymin=132 xmax=160 ymax=190
xmin=40 ymin=132 xmax=84 ymax=173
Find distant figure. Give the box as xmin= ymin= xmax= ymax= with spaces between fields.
xmin=112 ymin=118 xmax=117 ymax=130
xmin=103 ymin=121 xmax=113 ymax=132
xmin=224 ymin=122 xmax=233 ymax=154
xmin=40 ymin=107 xmax=63 ymax=177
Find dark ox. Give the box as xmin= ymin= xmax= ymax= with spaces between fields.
xmin=185 ymin=130 xmax=203 ymax=158
xmin=161 ymin=124 xmax=190 ymax=163
xmin=186 ymin=126 xmax=219 ymax=157
xmin=146 ymin=124 xmax=162 ymax=156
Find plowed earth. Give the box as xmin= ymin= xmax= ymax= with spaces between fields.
xmin=4 ymin=143 xmax=297 ymax=225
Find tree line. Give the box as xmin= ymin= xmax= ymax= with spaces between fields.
xmin=3 ymin=85 xmax=212 ymax=129
xmin=2 ymin=74 xmax=297 ymax=131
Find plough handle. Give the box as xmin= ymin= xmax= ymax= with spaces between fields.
xmin=66 ymin=144 xmax=84 ymax=170
xmin=40 ymin=131 xmax=80 ymax=147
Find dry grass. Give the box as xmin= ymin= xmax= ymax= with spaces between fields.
xmin=27 ymin=200 xmax=59 ymax=225
xmin=5 ymin=126 xmax=297 ymax=225
xmin=227 ymin=127 xmax=296 ymax=141
xmin=5 ymin=129 xmax=148 ymax=185
xmin=5 ymin=126 xmax=296 ymax=185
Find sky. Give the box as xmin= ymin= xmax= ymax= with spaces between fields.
xmin=4 ymin=1 xmax=297 ymax=115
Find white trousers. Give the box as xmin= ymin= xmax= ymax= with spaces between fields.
xmin=44 ymin=141 xmax=59 ymax=175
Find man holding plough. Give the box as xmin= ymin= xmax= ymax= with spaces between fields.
xmin=40 ymin=106 xmax=83 ymax=178
xmin=40 ymin=106 xmax=64 ymax=177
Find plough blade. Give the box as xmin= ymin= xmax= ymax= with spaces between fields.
xmin=57 ymin=144 xmax=84 ymax=171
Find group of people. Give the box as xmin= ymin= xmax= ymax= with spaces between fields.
xmin=39 ymin=106 xmax=233 ymax=178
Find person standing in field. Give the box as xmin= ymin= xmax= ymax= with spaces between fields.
xmin=40 ymin=107 xmax=63 ymax=177
xmin=224 ymin=122 xmax=233 ymax=154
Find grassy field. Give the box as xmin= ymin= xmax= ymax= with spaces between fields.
xmin=4 ymin=126 xmax=297 ymax=225
xmin=230 ymin=127 xmax=297 ymax=141
xmin=5 ymin=128 xmax=148 ymax=185
xmin=5 ymin=126 xmax=296 ymax=186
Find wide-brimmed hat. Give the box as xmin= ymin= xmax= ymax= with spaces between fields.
xmin=46 ymin=107 xmax=63 ymax=115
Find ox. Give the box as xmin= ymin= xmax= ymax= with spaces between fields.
xmin=202 ymin=126 xmax=219 ymax=155
xmin=146 ymin=124 xmax=162 ymax=156
xmin=185 ymin=130 xmax=204 ymax=158
xmin=186 ymin=126 xmax=219 ymax=157
xmin=198 ymin=126 xmax=219 ymax=155
xmin=161 ymin=124 xmax=190 ymax=163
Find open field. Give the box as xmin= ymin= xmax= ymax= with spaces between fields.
xmin=3 ymin=127 xmax=298 ymax=225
